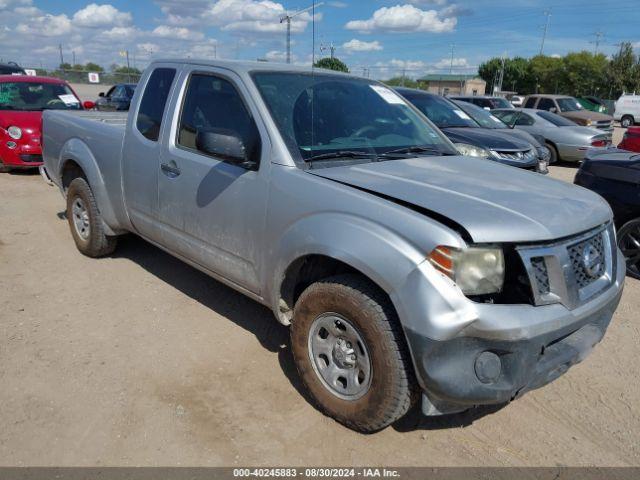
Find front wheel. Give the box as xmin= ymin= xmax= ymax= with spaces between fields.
xmin=545 ymin=141 xmax=559 ymax=164
xmin=617 ymin=219 xmax=640 ymax=279
xmin=66 ymin=177 xmax=117 ymax=257
xmin=290 ymin=274 xmax=417 ymax=432
xmin=621 ymin=115 xmax=634 ymax=128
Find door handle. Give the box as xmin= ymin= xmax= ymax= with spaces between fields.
xmin=160 ymin=161 xmax=181 ymax=177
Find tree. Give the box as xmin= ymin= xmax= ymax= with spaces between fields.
xmin=561 ymin=51 xmax=608 ymax=96
xmin=528 ymin=55 xmax=564 ymax=93
xmin=314 ymin=57 xmax=349 ymax=73
xmin=608 ymin=42 xmax=640 ymax=98
xmin=478 ymin=56 xmax=533 ymax=94
xmin=113 ymin=66 xmax=141 ymax=75
xmin=383 ymin=77 xmax=423 ymax=89
xmin=84 ymin=62 xmax=104 ymax=72
xmin=59 ymin=62 xmax=72 ymax=71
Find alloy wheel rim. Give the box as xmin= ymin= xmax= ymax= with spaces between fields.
xmin=619 ymin=226 xmax=640 ymax=277
xmin=308 ymin=313 xmax=372 ymax=400
xmin=72 ymin=197 xmax=90 ymax=240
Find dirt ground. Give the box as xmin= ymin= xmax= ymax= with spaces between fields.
xmin=0 ymin=145 xmax=638 ymax=466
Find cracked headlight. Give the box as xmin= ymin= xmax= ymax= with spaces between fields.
xmin=428 ymin=246 xmax=505 ymax=295
xmin=455 ymin=143 xmax=490 ymax=158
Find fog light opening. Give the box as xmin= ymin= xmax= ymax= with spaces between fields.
xmin=474 ymin=351 xmax=502 ymax=384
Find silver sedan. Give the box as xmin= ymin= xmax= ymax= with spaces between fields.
xmin=492 ymin=108 xmax=612 ymax=163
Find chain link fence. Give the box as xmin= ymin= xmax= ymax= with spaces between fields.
xmin=23 ymin=68 xmax=142 ymax=85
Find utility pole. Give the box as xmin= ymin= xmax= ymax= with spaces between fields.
xmin=449 ymin=44 xmax=455 ymax=74
xmin=72 ymin=50 xmax=76 ymax=66
xmin=58 ymin=44 xmax=64 ymax=68
xmin=320 ymin=42 xmax=336 ymax=59
xmin=539 ymin=9 xmax=551 ymax=55
xmin=591 ymin=31 xmax=604 ymax=54
xmin=496 ymin=55 xmax=506 ymax=94
xmin=213 ymin=43 xmax=217 ymax=59
xmin=279 ymin=2 xmax=324 ymax=64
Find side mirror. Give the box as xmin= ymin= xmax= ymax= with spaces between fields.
xmin=98 ymin=92 xmax=105 ymax=97
xmin=83 ymin=101 xmax=95 ymax=110
xmin=196 ymin=129 xmax=257 ymax=170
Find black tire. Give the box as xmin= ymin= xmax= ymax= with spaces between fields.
xmin=66 ymin=177 xmax=117 ymax=257
xmin=545 ymin=141 xmax=559 ymax=164
xmin=617 ymin=218 xmax=640 ymax=280
xmin=621 ymin=115 xmax=634 ymax=128
xmin=291 ymin=274 xmax=417 ymax=432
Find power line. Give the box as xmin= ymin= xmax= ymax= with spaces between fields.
xmin=590 ymin=31 xmax=604 ymax=54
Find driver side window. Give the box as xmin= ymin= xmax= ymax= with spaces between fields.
xmin=177 ymin=73 xmax=261 ymax=165
xmin=538 ymin=98 xmax=556 ymax=111
xmin=515 ymin=113 xmax=535 ymax=126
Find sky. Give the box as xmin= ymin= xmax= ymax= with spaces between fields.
xmin=0 ymin=0 xmax=639 ymax=79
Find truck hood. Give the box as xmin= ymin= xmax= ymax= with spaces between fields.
xmin=561 ymin=110 xmax=612 ymax=123
xmin=309 ymin=155 xmax=612 ymax=243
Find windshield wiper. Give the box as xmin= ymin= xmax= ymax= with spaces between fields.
xmin=382 ymin=146 xmax=454 ymax=156
xmin=305 ymin=150 xmax=378 ymax=162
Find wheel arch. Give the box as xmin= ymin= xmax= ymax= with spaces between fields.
xmin=58 ymin=139 xmax=120 ymax=236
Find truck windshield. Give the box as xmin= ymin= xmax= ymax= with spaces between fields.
xmin=252 ymin=72 xmax=456 ymax=164
xmin=0 ymin=81 xmax=81 ymax=111
xmin=557 ymin=97 xmax=584 ymax=112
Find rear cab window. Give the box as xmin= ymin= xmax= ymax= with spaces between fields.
xmin=136 ymin=67 xmax=177 ymax=141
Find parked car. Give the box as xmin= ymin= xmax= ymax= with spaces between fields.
xmin=396 ymin=87 xmax=546 ymax=172
xmin=618 ymin=126 xmax=640 ymax=152
xmin=95 ymin=83 xmax=136 ymax=111
xmin=577 ymin=96 xmax=607 ymax=114
xmin=510 ymin=95 xmax=525 ymax=107
xmin=492 ymin=108 xmax=612 ymax=163
xmin=42 ymin=60 xmax=624 ymax=433
xmin=574 ymin=148 xmax=640 ymax=278
xmin=614 ymin=94 xmax=640 ymax=128
xmin=523 ymin=94 xmax=613 ymax=131
xmin=0 ymin=62 xmax=26 ymax=75
xmin=0 ymin=75 xmax=92 ymax=173
xmin=452 ymin=99 xmax=552 ymax=169
xmin=450 ymin=95 xmax=513 ymax=110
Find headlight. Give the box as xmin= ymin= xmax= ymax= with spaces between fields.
xmin=428 ymin=245 xmax=505 ymax=295
xmin=455 ymin=143 xmax=490 ymax=158
xmin=7 ymin=126 xmax=22 ymax=140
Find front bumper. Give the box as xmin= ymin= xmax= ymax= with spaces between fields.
xmin=399 ymin=248 xmax=625 ymax=415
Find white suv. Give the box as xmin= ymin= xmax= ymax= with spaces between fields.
xmin=614 ymin=94 xmax=640 ymax=127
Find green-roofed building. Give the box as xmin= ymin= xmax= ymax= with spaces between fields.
xmin=417 ymin=73 xmax=487 ymax=96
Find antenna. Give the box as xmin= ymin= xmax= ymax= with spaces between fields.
xmin=280 ymin=2 xmax=324 ymax=64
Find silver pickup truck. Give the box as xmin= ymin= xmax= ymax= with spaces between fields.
xmin=41 ymin=60 xmax=625 ymax=433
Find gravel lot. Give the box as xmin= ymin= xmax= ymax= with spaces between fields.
xmin=0 ymin=143 xmax=638 ymax=466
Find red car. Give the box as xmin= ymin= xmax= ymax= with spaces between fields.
xmin=619 ymin=127 xmax=640 ymax=153
xmin=0 ymin=75 xmax=93 ymax=172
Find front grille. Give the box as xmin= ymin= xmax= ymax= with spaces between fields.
xmin=517 ymin=224 xmax=614 ymax=310
xmin=19 ymin=154 xmax=43 ymax=163
xmin=595 ymin=121 xmax=612 ymax=130
xmin=531 ymin=257 xmax=550 ymax=294
xmin=568 ymin=232 xmax=606 ymax=289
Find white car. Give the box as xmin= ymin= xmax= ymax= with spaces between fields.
xmin=511 ymin=95 xmax=525 ymax=107
xmin=614 ymin=94 xmax=640 ymax=128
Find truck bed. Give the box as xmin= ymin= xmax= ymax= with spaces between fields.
xmin=61 ymin=111 xmax=129 ymax=127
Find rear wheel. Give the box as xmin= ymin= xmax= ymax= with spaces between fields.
xmin=621 ymin=115 xmax=634 ymax=128
xmin=66 ymin=177 xmax=117 ymax=257
xmin=617 ymin=219 xmax=640 ymax=279
xmin=290 ymin=274 xmax=417 ymax=432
